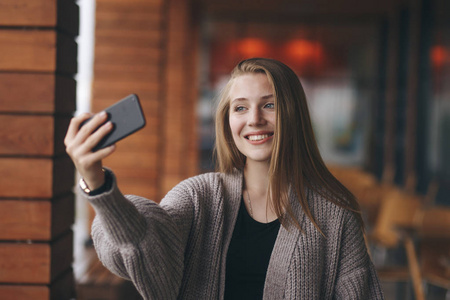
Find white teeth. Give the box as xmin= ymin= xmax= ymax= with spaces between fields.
xmin=248 ymin=134 xmax=270 ymax=141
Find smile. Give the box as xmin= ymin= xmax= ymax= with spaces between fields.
xmin=245 ymin=132 xmax=274 ymax=142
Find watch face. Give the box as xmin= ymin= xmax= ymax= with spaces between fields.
xmin=79 ymin=178 xmax=91 ymax=194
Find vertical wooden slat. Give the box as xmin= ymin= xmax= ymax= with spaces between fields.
xmin=161 ymin=0 xmax=199 ymax=195
xmin=92 ymin=0 xmax=166 ymax=201
xmin=92 ymin=0 xmax=199 ymax=202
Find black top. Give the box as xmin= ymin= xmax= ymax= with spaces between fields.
xmin=224 ymin=198 xmax=281 ymax=300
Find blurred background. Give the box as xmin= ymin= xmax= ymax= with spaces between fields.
xmin=0 ymin=0 xmax=449 ymax=299
xmin=76 ymin=0 xmax=450 ymax=299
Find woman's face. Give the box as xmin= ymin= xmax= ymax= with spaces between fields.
xmin=228 ymin=73 xmax=276 ymax=165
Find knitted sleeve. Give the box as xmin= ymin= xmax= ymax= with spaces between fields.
xmin=333 ymin=211 xmax=385 ymax=300
xmin=86 ymin=172 xmax=194 ymax=300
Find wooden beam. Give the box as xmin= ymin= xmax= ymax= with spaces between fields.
xmin=96 ymin=28 xmax=162 ymax=48
xmin=94 ymin=62 xmax=161 ymax=76
xmin=0 ymin=194 xmax=74 ymax=241
xmin=0 ymin=156 xmax=74 ymax=199
xmin=0 ymin=115 xmax=70 ymax=156
xmin=96 ymin=0 xmax=164 ymax=9
xmin=0 ymin=73 xmax=75 ymax=114
xmin=0 ymin=285 xmax=48 ymax=300
xmin=0 ymin=232 xmax=72 ymax=284
xmin=94 ymin=46 xmax=161 ymax=67
xmin=0 ymin=270 xmax=74 ymax=299
xmin=0 ymin=0 xmax=56 ymax=27
xmin=0 ymin=115 xmax=53 ymax=155
xmin=0 ymin=30 xmax=76 ymax=73
xmin=0 ymin=201 xmax=50 ymax=240
xmin=0 ymin=0 xmax=79 ymax=36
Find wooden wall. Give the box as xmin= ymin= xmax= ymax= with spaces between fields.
xmin=92 ymin=0 xmax=199 ymax=201
xmin=0 ymin=0 xmax=78 ymax=299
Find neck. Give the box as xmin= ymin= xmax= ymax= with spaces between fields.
xmin=243 ymin=160 xmax=278 ymax=222
xmin=244 ymin=161 xmax=270 ymax=194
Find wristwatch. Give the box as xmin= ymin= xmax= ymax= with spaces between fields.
xmin=79 ymin=169 xmax=107 ymax=195
xmin=79 ymin=177 xmax=93 ymax=194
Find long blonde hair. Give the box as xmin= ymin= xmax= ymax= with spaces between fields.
xmin=215 ymin=58 xmax=363 ymax=233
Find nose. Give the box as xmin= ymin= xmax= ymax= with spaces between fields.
xmin=248 ymin=108 xmax=266 ymax=126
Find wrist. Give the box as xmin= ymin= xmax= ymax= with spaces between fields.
xmin=80 ymin=168 xmax=106 ymax=194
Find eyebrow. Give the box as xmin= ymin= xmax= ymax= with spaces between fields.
xmin=231 ymin=94 xmax=274 ymax=103
xmin=262 ymin=94 xmax=274 ymax=100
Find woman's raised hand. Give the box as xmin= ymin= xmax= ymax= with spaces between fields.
xmin=64 ymin=111 xmax=116 ymax=191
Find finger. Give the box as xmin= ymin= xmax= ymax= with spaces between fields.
xmin=73 ymin=111 xmax=109 ymax=147
xmin=80 ymin=121 xmax=114 ymax=153
xmin=78 ymin=111 xmax=108 ymax=136
xmin=93 ymin=144 xmax=116 ymax=160
xmin=65 ymin=113 xmax=93 ymax=146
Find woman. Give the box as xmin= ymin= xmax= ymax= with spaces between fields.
xmin=65 ymin=58 xmax=384 ymax=299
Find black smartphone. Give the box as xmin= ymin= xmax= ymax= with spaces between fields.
xmin=81 ymin=94 xmax=146 ymax=151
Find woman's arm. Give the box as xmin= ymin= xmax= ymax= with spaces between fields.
xmin=84 ymin=172 xmax=192 ymax=299
xmin=65 ymin=113 xmax=191 ymax=299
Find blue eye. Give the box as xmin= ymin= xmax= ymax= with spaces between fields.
xmin=234 ymin=106 xmax=246 ymax=112
xmin=265 ymin=103 xmax=275 ymax=109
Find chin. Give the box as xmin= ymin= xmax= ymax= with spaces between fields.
xmin=246 ymin=156 xmax=272 ymax=164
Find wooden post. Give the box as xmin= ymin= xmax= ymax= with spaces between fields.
xmin=0 ymin=1 xmax=78 ymax=299
xmin=161 ymin=0 xmax=200 ymax=196
xmin=92 ymin=0 xmax=199 ymax=202
xmin=92 ymin=0 xmax=167 ymax=201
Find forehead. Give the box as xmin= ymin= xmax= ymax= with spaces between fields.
xmin=229 ymin=73 xmax=273 ymax=100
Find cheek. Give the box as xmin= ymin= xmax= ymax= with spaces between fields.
xmin=270 ymin=115 xmax=276 ymax=127
xmin=267 ymin=112 xmax=276 ymax=128
xmin=228 ymin=115 xmax=241 ymax=137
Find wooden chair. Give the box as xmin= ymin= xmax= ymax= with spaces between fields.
xmin=415 ymin=207 xmax=450 ymax=295
xmin=370 ymin=186 xmax=426 ymax=300
xmin=328 ymin=165 xmax=381 ymax=226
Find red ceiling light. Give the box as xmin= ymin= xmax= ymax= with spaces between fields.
xmin=235 ymin=38 xmax=271 ymax=58
xmin=431 ymin=45 xmax=447 ymax=69
xmin=284 ymin=39 xmax=324 ymax=65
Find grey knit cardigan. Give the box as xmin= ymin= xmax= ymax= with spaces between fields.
xmin=85 ymin=170 xmax=384 ymax=299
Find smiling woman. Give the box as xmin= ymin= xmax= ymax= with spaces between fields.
xmin=66 ymin=57 xmax=384 ymax=299
xmin=215 ymin=58 xmax=364 ymax=233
